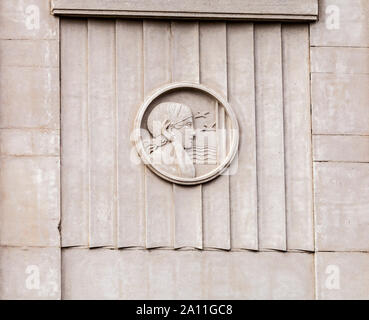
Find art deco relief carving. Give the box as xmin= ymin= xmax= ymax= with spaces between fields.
xmin=134 ymin=82 xmax=239 ymax=185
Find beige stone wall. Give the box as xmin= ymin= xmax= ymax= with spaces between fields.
xmin=310 ymin=0 xmax=369 ymax=299
xmin=0 ymin=0 xmax=368 ymax=299
xmin=0 ymin=0 xmax=60 ymax=299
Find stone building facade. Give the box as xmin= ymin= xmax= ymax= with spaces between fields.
xmin=0 ymin=0 xmax=368 ymax=299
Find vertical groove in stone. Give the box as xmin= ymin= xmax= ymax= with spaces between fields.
xmin=200 ymin=22 xmax=231 ymax=250
xmin=87 ymin=19 xmax=116 ymax=247
xmin=116 ymin=20 xmax=145 ymax=248
xmin=227 ymin=22 xmax=258 ymax=250
xmin=171 ymin=21 xmax=203 ymax=249
xmin=255 ymin=24 xmax=286 ymax=251
xmin=143 ymin=20 xmax=174 ymax=249
xmin=282 ymin=24 xmax=314 ymax=251
xmin=113 ymin=20 xmax=118 ymax=248
xmin=60 ymin=19 xmax=89 ymax=247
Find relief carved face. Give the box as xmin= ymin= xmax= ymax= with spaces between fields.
xmin=171 ymin=116 xmax=196 ymax=149
xmin=146 ymin=102 xmax=196 ymax=178
xmin=134 ymin=83 xmax=239 ymax=185
xmin=147 ymin=102 xmax=196 ymax=150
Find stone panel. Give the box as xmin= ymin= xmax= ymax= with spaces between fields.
xmin=0 ymin=247 xmax=60 ymax=300
xmin=314 ymin=162 xmax=369 ymax=251
xmin=171 ymin=21 xmax=202 ymax=250
xmin=313 ymin=135 xmax=369 ymax=163
xmin=143 ymin=20 xmax=173 ymax=249
xmin=0 ymin=66 xmax=59 ymax=129
xmin=0 ymin=0 xmax=58 ymax=40
xmin=312 ymin=74 xmax=369 ymax=135
xmin=255 ymin=24 xmax=286 ymax=250
xmin=228 ymin=22 xmax=258 ymax=250
xmin=0 ymin=157 xmax=60 ymax=246
xmin=62 ymin=249 xmax=314 ymax=300
xmin=311 ymin=47 xmax=369 ymax=74
xmin=316 ymin=252 xmax=369 ymax=300
xmin=200 ymin=22 xmax=230 ymax=250
xmin=116 ymin=20 xmax=145 ymax=248
xmin=282 ymin=24 xmax=314 ymax=251
xmin=310 ymin=0 xmax=369 ymax=47
xmin=87 ymin=19 xmax=116 ymax=248
xmin=62 ymin=248 xmax=120 ymax=299
xmin=0 ymin=40 xmax=58 ymax=67
xmin=0 ymin=129 xmax=59 ymax=156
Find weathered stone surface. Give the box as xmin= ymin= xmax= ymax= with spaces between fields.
xmin=1 ymin=0 xmax=368 ymax=301
xmin=173 ymin=185 xmax=202 ymax=249
xmin=282 ymin=24 xmax=314 ymax=251
xmin=0 ymin=157 xmax=60 ymax=246
xmin=143 ymin=21 xmax=174 ymax=249
xmin=171 ymin=21 xmax=202 ymax=250
xmin=62 ymin=249 xmax=314 ymax=300
xmin=87 ymin=19 xmax=116 ymax=248
xmin=0 ymin=66 xmax=59 ymax=129
xmin=52 ymin=0 xmax=319 ymax=21
xmin=62 ymin=249 xmax=120 ymax=299
xmin=0 ymin=129 xmax=59 ymax=156
xmin=0 ymin=0 xmax=61 ymax=299
xmin=0 ymin=247 xmax=60 ymax=300
xmin=313 ymin=135 xmax=369 ymax=163
xmin=60 ymin=19 xmax=89 ymax=247
xmin=0 ymin=0 xmax=58 ymax=40
xmin=255 ymin=24 xmax=286 ymax=251
xmin=316 ymin=252 xmax=369 ymax=300
xmin=311 ymin=47 xmax=369 ymax=74
xmin=310 ymin=0 xmax=369 ymax=47
xmin=228 ymin=22 xmax=258 ymax=250
xmin=58 ymin=19 xmax=315 ymax=254
xmin=0 ymin=40 xmax=58 ymax=67
xmin=314 ymin=162 xmax=369 ymax=251
xmin=200 ymin=22 xmax=230 ymax=250
xmin=312 ymin=74 xmax=369 ymax=135
xmin=115 ymin=20 xmax=145 ymax=248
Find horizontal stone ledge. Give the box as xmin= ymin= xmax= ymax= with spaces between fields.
xmin=51 ymin=0 xmax=319 ymax=22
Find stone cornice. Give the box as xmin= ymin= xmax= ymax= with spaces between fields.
xmin=51 ymin=0 xmax=319 ymax=22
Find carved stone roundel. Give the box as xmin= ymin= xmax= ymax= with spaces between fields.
xmin=134 ymin=82 xmax=239 ymax=185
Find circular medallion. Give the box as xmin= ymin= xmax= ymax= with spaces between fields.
xmin=133 ymin=82 xmax=239 ymax=185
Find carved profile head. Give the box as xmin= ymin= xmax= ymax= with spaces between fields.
xmin=147 ymin=102 xmax=196 ymax=149
xmin=134 ymin=83 xmax=239 ymax=184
